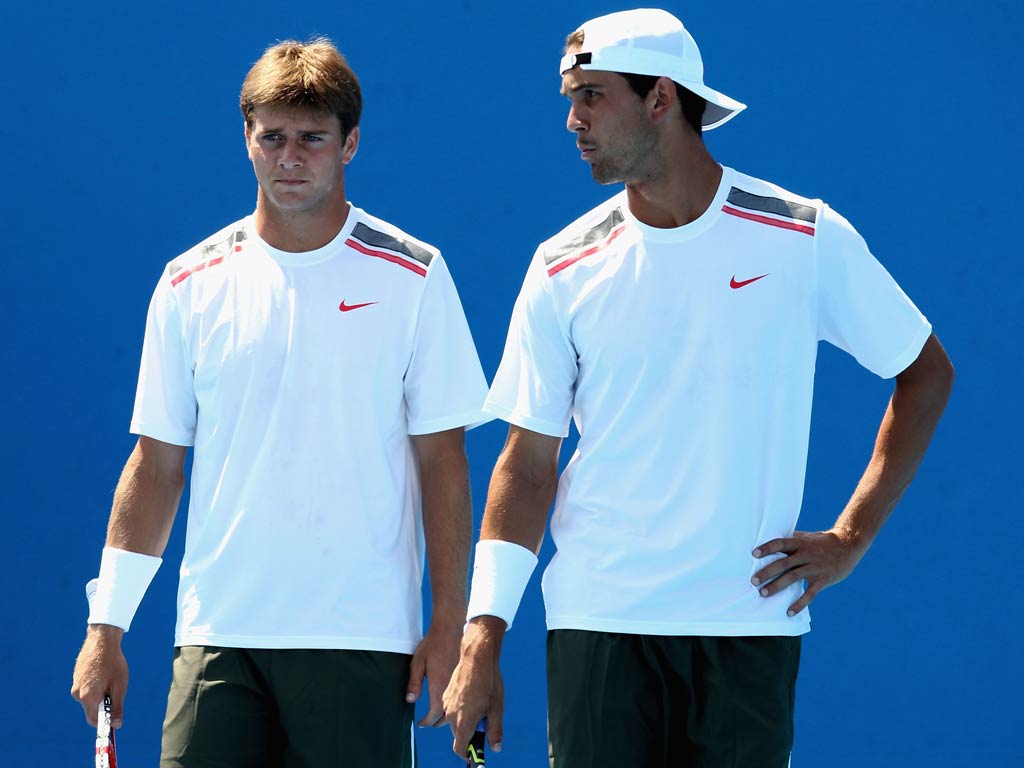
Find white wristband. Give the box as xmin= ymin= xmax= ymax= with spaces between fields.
xmin=86 ymin=546 xmax=162 ymax=631
xmin=466 ymin=539 xmax=538 ymax=630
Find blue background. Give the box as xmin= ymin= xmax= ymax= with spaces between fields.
xmin=3 ymin=0 xmax=1021 ymax=765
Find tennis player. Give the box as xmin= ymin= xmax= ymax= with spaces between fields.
xmin=443 ymin=9 xmax=953 ymax=766
xmin=70 ymin=38 xmax=489 ymax=767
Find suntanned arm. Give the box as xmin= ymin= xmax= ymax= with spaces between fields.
xmin=405 ymin=428 xmax=474 ymax=727
xmin=71 ymin=435 xmax=187 ymax=728
xmin=443 ymin=425 xmax=561 ymax=755
xmin=754 ymin=333 xmax=954 ymax=613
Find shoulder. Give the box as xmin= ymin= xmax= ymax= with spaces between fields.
xmin=539 ymin=193 xmax=629 ymax=278
xmin=345 ymin=207 xmax=440 ymax=278
xmin=722 ymin=170 xmax=822 ymax=236
xmin=166 ymin=219 xmax=249 ymax=287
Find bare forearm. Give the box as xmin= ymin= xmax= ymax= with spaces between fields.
xmin=834 ymin=335 xmax=954 ymax=552
xmin=479 ymin=438 xmax=559 ymax=553
xmin=105 ymin=437 xmax=186 ymax=555
xmin=415 ymin=430 xmax=473 ymax=627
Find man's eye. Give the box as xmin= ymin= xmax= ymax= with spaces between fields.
xmin=303 ymin=135 xmax=323 ymax=142
xmin=261 ymin=134 xmax=282 ymax=142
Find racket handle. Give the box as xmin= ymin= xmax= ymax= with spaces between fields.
xmin=467 ymin=718 xmax=487 ymax=766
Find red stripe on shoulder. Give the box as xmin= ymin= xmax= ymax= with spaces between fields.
xmin=170 ymin=269 xmax=193 ymax=287
xmin=346 ymin=238 xmax=428 ymax=277
xmin=547 ymin=224 xmax=627 ymax=277
xmin=722 ymin=205 xmax=815 ymax=236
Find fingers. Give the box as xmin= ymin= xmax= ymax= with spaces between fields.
xmin=751 ymin=553 xmax=804 ymax=590
xmin=108 ymin=685 xmax=126 ymax=729
xmin=417 ymin=680 xmax=445 ymax=728
xmin=787 ymin=583 xmax=821 ymax=616
xmin=751 ymin=536 xmax=801 ymax=558
xmin=450 ymin=711 xmax=503 ymax=757
xmin=487 ymin=711 xmax=503 ymax=752
xmin=450 ymin=712 xmax=477 ymax=758
xmin=405 ymin=650 xmax=425 ymax=706
xmin=77 ymin=690 xmax=100 ymax=727
xmin=756 ymin=565 xmax=808 ymax=597
xmin=71 ymin=678 xmax=104 ymax=727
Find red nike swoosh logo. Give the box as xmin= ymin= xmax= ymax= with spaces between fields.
xmin=338 ymin=300 xmax=379 ymax=312
xmin=730 ymin=274 xmax=769 ymax=289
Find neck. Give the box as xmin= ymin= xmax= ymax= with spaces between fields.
xmin=254 ymin=195 xmax=351 ymax=253
xmin=625 ymin=135 xmax=722 ymax=229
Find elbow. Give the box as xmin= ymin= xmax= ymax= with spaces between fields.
xmin=938 ymin=354 xmax=955 ymax=402
xmin=928 ymin=340 xmax=955 ymax=406
xmin=898 ymin=334 xmax=954 ymax=409
xmin=168 ymin=465 xmax=187 ymax=495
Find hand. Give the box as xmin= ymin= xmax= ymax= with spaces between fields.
xmin=443 ymin=616 xmax=505 ymax=757
xmin=70 ymin=624 xmax=128 ymax=728
xmin=751 ymin=528 xmax=865 ymax=616
xmin=405 ymin=621 xmax=462 ymax=727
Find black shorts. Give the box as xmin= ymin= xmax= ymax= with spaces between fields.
xmin=160 ymin=646 xmax=414 ymax=768
xmin=547 ymin=630 xmax=801 ymax=768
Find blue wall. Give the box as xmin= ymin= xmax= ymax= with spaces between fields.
xmin=3 ymin=0 xmax=1021 ymax=764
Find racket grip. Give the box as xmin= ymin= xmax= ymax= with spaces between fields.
xmin=467 ymin=718 xmax=487 ymax=766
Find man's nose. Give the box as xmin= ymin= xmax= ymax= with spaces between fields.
xmin=279 ymin=139 xmax=303 ymax=168
xmin=567 ymin=104 xmax=587 ymax=133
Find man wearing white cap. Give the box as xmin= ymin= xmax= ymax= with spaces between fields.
xmin=444 ymin=8 xmax=953 ymax=767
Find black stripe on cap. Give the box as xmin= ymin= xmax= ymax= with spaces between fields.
xmin=351 ymin=223 xmax=434 ymax=267
xmin=726 ymin=188 xmax=817 ymax=224
xmin=544 ymin=207 xmax=625 ymax=266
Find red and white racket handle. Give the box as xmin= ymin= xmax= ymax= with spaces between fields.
xmin=95 ymin=694 xmax=118 ymax=768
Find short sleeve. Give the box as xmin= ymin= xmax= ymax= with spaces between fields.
xmin=404 ymin=255 xmax=490 ymax=435
xmin=484 ymin=253 xmax=578 ymax=437
xmin=816 ymin=205 xmax=932 ymax=379
xmin=129 ymin=274 xmax=197 ymax=445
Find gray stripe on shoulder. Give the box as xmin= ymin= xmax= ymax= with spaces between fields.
xmin=727 ymin=188 xmax=817 ymax=223
xmin=169 ymin=228 xmax=244 ymax=276
xmin=351 ymin=222 xmax=434 ymax=267
xmin=544 ymin=207 xmax=626 ymax=266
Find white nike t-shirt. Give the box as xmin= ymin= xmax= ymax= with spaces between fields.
xmin=485 ymin=167 xmax=931 ymax=636
xmin=132 ymin=205 xmax=490 ymax=652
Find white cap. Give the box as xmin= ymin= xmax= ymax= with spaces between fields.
xmin=559 ymin=8 xmax=746 ymax=130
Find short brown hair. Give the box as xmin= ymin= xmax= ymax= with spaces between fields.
xmin=240 ymin=38 xmax=362 ymax=138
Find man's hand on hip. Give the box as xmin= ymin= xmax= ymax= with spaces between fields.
xmin=71 ymin=624 xmax=128 ymax=728
xmin=752 ymin=528 xmax=865 ymax=616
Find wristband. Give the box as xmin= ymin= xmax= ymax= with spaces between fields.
xmin=86 ymin=546 xmax=162 ymax=631
xmin=466 ymin=539 xmax=538 ymax=630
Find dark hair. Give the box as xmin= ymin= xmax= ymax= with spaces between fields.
xmin=240 ymin=37 xmax=362 ymax=139
xmin=621 ymin=73 xmax=704 ymax=136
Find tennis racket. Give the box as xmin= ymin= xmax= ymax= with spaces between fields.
xmin=467 ymin=718 xmax=486 ymax=766
xmin=96 ymin=694 xmax=118 ymax=768
xmin=86 ymin=578 xmax=118 ymax=768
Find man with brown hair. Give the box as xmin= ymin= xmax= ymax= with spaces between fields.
xmin=71 ymin=38 xmax=489 ymax=767
xmin=443 ymin=9 xmax=953 ymax=767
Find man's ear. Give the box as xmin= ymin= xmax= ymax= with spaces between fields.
xmin=649 ymin=77 xmax=678 ymax=123
xmin=343 ymin=126 xmax=360 ymax=164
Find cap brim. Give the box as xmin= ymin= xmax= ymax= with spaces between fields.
xmin=684 ymin=82 xmax=746 ymax=130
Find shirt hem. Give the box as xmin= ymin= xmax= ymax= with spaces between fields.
xmin=545 ymin=615 xmax=811 ymax=637
xmin=874 ymin=320 xmax=932 ymax=379
xmin=482 ymin=401 xmax=568 ymax=438
xmin=129 ymin=421 xmax=195 ymax=447
xmin=174 ymin=633 xmax=419 ymax=653
xmin=408 ymin=408 xmax=493 ymax=435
